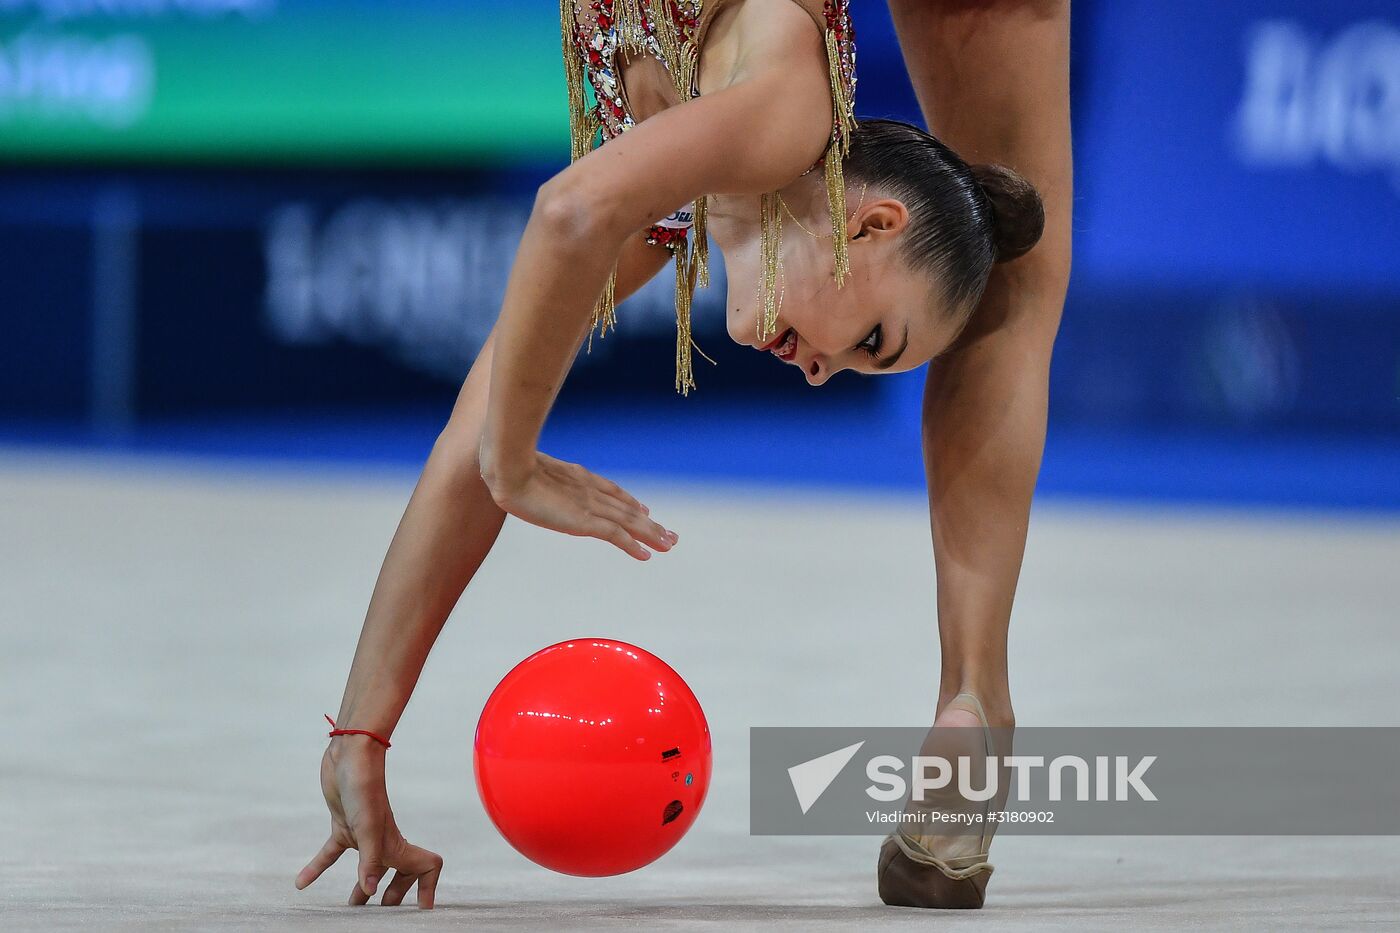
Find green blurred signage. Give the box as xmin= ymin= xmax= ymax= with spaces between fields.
xmin=0 ymin=1 xmax=567 ymax=163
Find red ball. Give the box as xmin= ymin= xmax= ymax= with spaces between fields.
xmin=474 ymin=638 xmax=712 ymax=876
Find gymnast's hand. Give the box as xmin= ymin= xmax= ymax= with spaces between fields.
xmin=295 ymin=737 xmax=443 ymax=909
xmin=483 ymin=450 xmax=677 ymax=561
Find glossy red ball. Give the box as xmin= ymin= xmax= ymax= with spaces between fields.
xmin=474 ymin=638 xmax=712 ymax=876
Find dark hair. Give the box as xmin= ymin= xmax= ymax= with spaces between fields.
xmin=843 ymin=118 xmax=1045 ymax=314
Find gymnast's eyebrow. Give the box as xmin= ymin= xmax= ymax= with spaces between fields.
xmin=874 ymin=324 xmax=910 ymax=370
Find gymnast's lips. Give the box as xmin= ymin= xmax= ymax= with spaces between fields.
xmin=757 ymin=328 xmax=787 ymax=352
xmin=772 ymin=328 xmax=799 ymax=362
xmin=759 ymin=327 xmax=799 ymax=362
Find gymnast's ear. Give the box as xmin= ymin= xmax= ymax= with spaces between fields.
xmin=849 ymin=197 xmax=909 ymax=241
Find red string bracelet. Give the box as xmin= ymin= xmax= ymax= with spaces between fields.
xmin=324 ymin=714 xmax=392 ymax=749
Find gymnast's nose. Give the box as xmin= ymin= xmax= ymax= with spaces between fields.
xmin=804 ymin=354 xmax=832 ymax=386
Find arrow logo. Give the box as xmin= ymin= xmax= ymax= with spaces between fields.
xmin=787 ymin=741 xmax=865 ymax=814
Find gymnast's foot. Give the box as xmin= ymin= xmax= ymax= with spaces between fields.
xmin=877 ymin=694 xmax=1008 ymax=910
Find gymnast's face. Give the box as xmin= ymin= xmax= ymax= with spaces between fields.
xmin=724 ymin=195 xmax=965 ymax=385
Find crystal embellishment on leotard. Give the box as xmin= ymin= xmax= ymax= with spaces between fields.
xmin=560 ymin=0 xmax=856 ymax=393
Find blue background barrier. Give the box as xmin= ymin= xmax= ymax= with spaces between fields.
xmin=2 ymin=1 xmax=1397 ymax=507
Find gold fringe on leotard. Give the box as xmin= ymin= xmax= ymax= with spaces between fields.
xmin=588 ymin=266 xmax=618 ymax=352
xmin=651 ymin=6 xmax=699 ymax=102
xmin=561 ymin=0 xmax=594 ymax=162
xmin=672 ymin=232 xmax=716 ymax=396
xmin=612 ymin=0 xmax=644 ymax=48
xmin=674 ymin=249 xmax=696 ymax=395
xmin=675 ymin=196 xmax=714 ymax=394
xmin=757 ymin=190 xmax=783 ymax=342
xmin=823 ymin=27 xmax=857 ymax=288
xmin=692 ymin=195 xmax=709 ymax=288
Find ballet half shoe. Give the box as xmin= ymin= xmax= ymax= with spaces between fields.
xmin=876 ymin=692 xmax=1000 ymax=909
xmin=877 ymin=831 xmax=992 ymax=909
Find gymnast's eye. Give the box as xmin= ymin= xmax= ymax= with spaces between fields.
xmin=857 ymin=324 xmax=883 ymax=358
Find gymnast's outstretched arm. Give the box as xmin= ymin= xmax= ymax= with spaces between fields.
xmin=293 ymin=236 xmax=669 ymax=909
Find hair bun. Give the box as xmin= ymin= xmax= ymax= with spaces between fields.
xmin=970 ymin=163 xmax=1045 ymax=263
